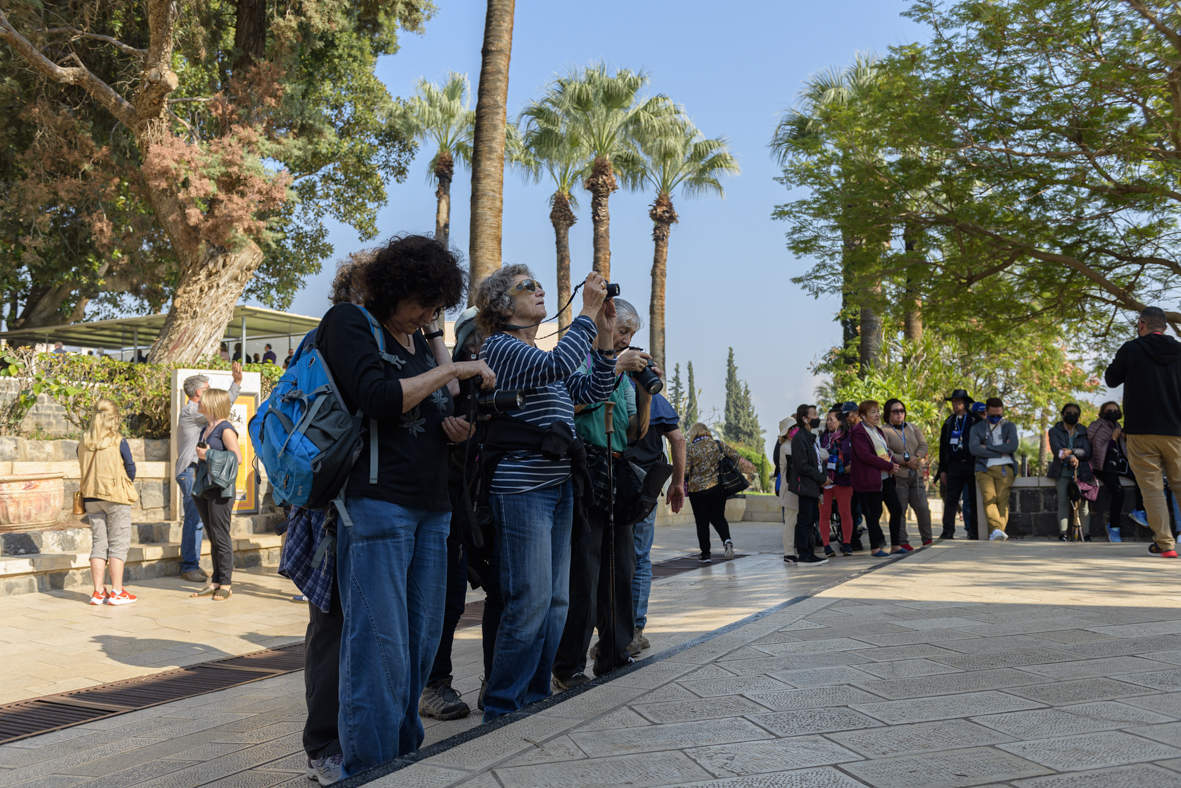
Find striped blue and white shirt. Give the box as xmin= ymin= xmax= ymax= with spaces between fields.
xmin=480 ymin=315 xmax=618 ymax=494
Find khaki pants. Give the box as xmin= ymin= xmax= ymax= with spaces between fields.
xmin=975 ymin=465 xmax=1016 ymax=535
xmin=781 ymin=489 xmax=799 ymax=557
xmin=1126 ymin=434 xmax=1181 ymax=552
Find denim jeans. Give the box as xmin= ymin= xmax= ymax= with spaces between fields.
xmin=336 ymin=497 xmax=449 ymax=777
xmin=483 ymin=479 xmax=573 ymax=722
xmin=176 ymin=466 xmax=203 ymax=572
xmin=632 ymin=508 xmax=657 ymax=630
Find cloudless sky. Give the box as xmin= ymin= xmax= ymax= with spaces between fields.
xmin=267 ymin=0 xmax=929 ymax=456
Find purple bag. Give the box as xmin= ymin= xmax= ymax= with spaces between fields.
xmin=1074 ymin=479 xmax=1099 ymax=502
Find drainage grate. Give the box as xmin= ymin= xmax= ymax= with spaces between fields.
xmin=0 ymin=641 xmax=305 ymax=745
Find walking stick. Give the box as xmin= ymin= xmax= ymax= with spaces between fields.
xmin=603 ymin=401 xmax=617 ymax=673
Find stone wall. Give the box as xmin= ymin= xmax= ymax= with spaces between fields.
xmin=981 ymin=476 xmax=1180 ymax=540
xmin=0 ymin=379 xmax=74 ymax=438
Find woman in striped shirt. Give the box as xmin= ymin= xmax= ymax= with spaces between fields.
xmin=474 ymin=265 xmax=618 ymax=721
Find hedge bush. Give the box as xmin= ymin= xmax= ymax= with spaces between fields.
xmin=0 ymin=350 xmax=283 ymax=439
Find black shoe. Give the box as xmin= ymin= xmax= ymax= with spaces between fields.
xmin=180 ymin=569 xmax=208 ymax=582
xmin=783 ymin=555 xmax=798 ymax=565
xmin=477 ymin=677 xmax=487 ymax=711
xmin=1058 ymin=533 xmax=1068 ymax=542
xmin=552 ymin=673 xmax=590 ymax=692
xmin=698 ymin=553 xmax=712 ymax=563
xmin=939 ymin=532 xmax=955 ymax=540
xmin=799 ymin=555 xmax=829 ymax=565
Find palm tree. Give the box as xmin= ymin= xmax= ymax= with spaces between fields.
xmin=512 ymin=111 xmax=589 ymax=334
xmin=468 ymin=0 xmax=516 ymax=293
xmin=639 ymin=119 xmax=739 ymax=371
xmin=769 ymin=54 xmax=885 ymax=374
xmin=521 ymin=63 xmax=680 ymax=279
xmin=398 ymin=72 xmax=475 ymax=251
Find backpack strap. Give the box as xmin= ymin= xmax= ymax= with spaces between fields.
xmin=350 ymin=304 xmax=411 ymax=486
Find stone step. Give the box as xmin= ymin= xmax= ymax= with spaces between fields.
xmin=2 ymin=513 xmax=283 ymax=556
xmin=0 ymin=532 xmax=284 ymax=596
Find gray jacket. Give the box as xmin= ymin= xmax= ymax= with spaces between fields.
xmin=968 ymin=418 xmax=1019 ymax=474
xmin=175 ymin=381 xmax=241 ymax=472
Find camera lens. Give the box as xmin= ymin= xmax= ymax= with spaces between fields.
xmin=477 ymin=390 xmax=526 ymax=414
xmin=605 ymin=282 xmax=621 ymax=298
xmin=631 ymin=361 xmax=663 ymax=395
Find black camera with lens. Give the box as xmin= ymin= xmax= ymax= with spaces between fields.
xmin=476 ymin=389 xmax=526 ymax=415
xmin=903 ymin=452 xmax=910 ymax=462
xmin=626 ymin=349 xmax=663 ymax=395
xmin=605 ymin=282 xmax=621 ymax=298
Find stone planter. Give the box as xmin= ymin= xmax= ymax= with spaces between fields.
xmin=0 ymin=472 xmax=65 ymax=532
xmin=724 ymin=496 xmax=747 ymax=523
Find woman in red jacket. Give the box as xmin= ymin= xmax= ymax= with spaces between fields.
xmin=850 ymin=400 xmax=904 ymax=557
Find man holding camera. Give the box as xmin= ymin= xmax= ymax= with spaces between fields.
xmin=553 ymin=299 xmax=657 ymax=689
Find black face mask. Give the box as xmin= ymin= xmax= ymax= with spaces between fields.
xmin=1063 ymin=412 xmax=1079 ymax=426
xmin=1103 ymin=410 xmax=1121 ymax=422
xmin=809 ymin=417 xmax=821 ymax=429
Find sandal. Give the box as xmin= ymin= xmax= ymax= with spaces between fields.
xmin=190 ymin=585 xmax=216 ymax=597
xmin=212 ymin=588 xmax=232 ymax=601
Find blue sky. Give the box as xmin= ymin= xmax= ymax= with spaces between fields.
xmin=271 ymin=0 xmax=929 ymax=455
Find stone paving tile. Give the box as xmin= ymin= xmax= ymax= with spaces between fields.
xmin=678 ymin=676 xmax=793 ymax=698
xmin=851 ymin=690 xmax=1046 ymax=724
xmin=767 ymin=666 xmax=879 ymax=688
xmin=610 ymin=661 xmax=699 ymax=689
xmin=1059 ymin=636 xmax=1181 ymax=659
xmin=1128 ymin=722 xmax=1181 ymax=748
xmin=506 ymin=735 xmax=587 ymax=766
xmin=0 ymin=739 xmax=167 ymax=788
xmin=718 ymin=653 xmax=873 ymax=676
xmin=1032 ymin=629 xmax=1120 ymax=644
xmin=972 ymin=701 xmax=1176 ymax=738
xmin=839 ymin=746 xmax=1052 ymax=788
xmin=889 ymin=615 xmax=987 ymax=630
xmin=1124 ymin=692 xmax=1181 ymax=718
xmin=856 ymin=644 xmax=962 ymax=662
xmin=1087 ymin=621 xmax=1181 ymax=638
xmin=757 ymin=623 xmax=911 ymax=643
xmin=939 ymin=634 xmax=1078 ymax=653
xmin=577 ymin=707 xmax=650 ymax=732
xmin=365 ymin=763 xmax=470 ymax=788
xmin=930 ymin=647 xmax=1078 ymax=671
xmin=742 ymin=685 xmax=884 ymax=711
xmin=4 ymin=775 xmax=86 ymax=788
xmin=1160 ymin=757 xmax=1181 ymax=774
xmin=69 ymin=760 xmax=203 ymax=788
xmin=1142 ymin=651 xmax=1181 ymax=667
xmin=1119 ymin=669 xmax=1181 ymax=692
xmin=249 ymin=752 xmax=304 ymax=773
xmin=1018 ymin=656 xmax=1172 ymax=680
xmin=684 ymin=735 xmax=862 ymax=778
xmin=852 ymin=667 xmax=1047 ymax=700
xmin=428 ymin=715 xmax=579 ymax=771
xmin=828 ymin=718 xmax=1015 ymax=758
xmin=540 ymin=685 xmax=648 ymax=719
xmin=1013 ymin=763 xmax=1181 ymax=787
xmin=571 ymin=717 xmax=771 ymax=758
xmin=778 ymin=620 xmax=827 ymax=631
xmin=680 ymin=664 xmax=739 ymax=680
xmin=637 ymin=683 xmax=701 ymax=702
xmin=845 ymin=628 xmax=981 ymax=647
xmin=632 ymin=695 xmax=771 ymax=723
xmin=206 ymin=721 xmax=306 ymax=746
xmin=999 ymin=730 xmax=1181 ymax=772
xmin=492 ymin=749 xmax=711 ymax=788
xmin=748 ymin=638 xmax=875 ymax=656
xmin=190 ymin=771 xmax=295 ymax=788
xmin=744 ymin=707 xmax=884 ymax=736
xmin=853 ymin=658 xmax=963 ymax=679
xmin=675 ymin=765 xmax=877 ymax=788
xmin=1005 ymin=677 xmax=1156 ymax=705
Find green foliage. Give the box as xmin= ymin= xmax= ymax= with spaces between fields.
xmin=395 ymin=72 xmax=476 ymax=180
xmin=729 ymin=443 xmax=773 ymax=493
xmin=0 ymin=350 xmax=282 ymax=438
xmin=685 ymin=361 xmax=700 ymax=427
xmin=722 ymin=348 xmax=763 ymax=448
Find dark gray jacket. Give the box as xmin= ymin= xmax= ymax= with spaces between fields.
xmin=789 ymin=428 xmax=826 ymax=500
xmin=1046 ymin=422 xmax=1094 ymax=481
xmin=968 ymin=419 xmax=1019 ymax=474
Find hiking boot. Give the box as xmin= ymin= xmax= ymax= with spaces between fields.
xmin=306 ymin=754 xmax=342 ymax=786
xmin=418 ymin=682 xmax=470 ymax=721
xmin=626 ymin=634 xmax=642 ymax=657
xmin=634 ymin=627 xmax=650 ymax=650
xmin=180 ymin=569 xmax=207 ymax=583
xmin=552 ymin=673 xmax=590 ymax=692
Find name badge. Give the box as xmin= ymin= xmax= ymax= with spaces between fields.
xmin=827 ymin=458 xmax=838 ymax=470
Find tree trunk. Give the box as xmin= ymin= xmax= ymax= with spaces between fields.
xmin=232 ymin=0 xmax=267 ymax=71
xmin=902 ymin=224 xmax=923 ymax=342
xmin=585 ymin=157 xmax=618 ymax=279
xmin=648 ymin=191 xmax=678 ymax=373
xmin=551 ymin=191 xmax=576 ymax=335
xmin=434 ymin=151 xmax=454 ymax=249
xmin=467 ymin=0 xmax=515 ymax=299
xmin=858 ymin=279 xmax=883 ymax=376
xmin=147 ymin=240 xmax=263 ymax=364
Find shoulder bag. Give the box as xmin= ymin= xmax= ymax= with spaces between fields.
xmin=716 ymin=440 xmax=749 ymax=498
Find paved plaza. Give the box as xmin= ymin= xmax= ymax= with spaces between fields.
xmin=8 ymin=524 xmax=1181 ymax=787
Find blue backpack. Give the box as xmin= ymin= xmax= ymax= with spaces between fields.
xmin=249 ymin=304 xmax=398 ymax=524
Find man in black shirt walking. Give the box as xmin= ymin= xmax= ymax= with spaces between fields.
xmin=1105 ymin=306 xmax=1181 ymax=558
xmin=938 ymin=389 xmax=982 ymax=539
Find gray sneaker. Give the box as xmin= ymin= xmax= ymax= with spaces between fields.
xmin=634 ymin=627 xmax=650 ymax=650
xmin=180 ymin=569 xmax=207 ymax=583
xmin=626 ymin=634 xmax=642 ymax=657
xmin=306 ymin=754 xmax=342 ymax=786
xmin=418 ymin=682 xmax=470 ymax=721
xmin=724 ymin=540 xmax=735 ymax=560
xmin=552 ymin=672 xmax=590 ymax=692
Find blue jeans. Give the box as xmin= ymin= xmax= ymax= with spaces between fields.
xmin=631 ymin=508 xmax=657 ymax=630
xmin=336 ymin=497 xmax=449 ymax=777
xmin=176 ymin=466 xmax=203 ymax=572
xmin=483 ymin=479 xmax=573 ymax=722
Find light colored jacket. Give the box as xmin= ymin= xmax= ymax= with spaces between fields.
xmin=881 ymin=422 xmax=928 ymax=481
xmin=968 ymin=418 xmax=1019 ymax=473
xmin=78 ymin=437 xmax=138 ymax=506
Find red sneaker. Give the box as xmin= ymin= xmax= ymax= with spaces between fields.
xmin=107 ymin=589 xmax=138 ymax=605
xmin=88 ymin=589 xmax=108 ymax=605
xmin=922 ymin=539 xmax=933 ymax=546
xmin=1149 ymin=544 xmax=1179 ymax=558
xmin=899 ymin=544 xmax=915 ymax=553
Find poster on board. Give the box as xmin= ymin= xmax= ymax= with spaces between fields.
xmin=169 ymin=369 xmax=262 ymax=519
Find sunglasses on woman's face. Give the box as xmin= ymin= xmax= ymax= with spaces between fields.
xmin=889 ymin=408 xmax=905 ymax=414
xmin=509 ymin=279 xmax=543 ymax=295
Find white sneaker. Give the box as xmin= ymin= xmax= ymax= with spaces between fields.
xmin=724 ymin=540 xmax=735 ymax=560
xmin=989 ymin=530 xmax=1008 ymax=541
xmin=307 ymin=754 xmax=342 ymax=786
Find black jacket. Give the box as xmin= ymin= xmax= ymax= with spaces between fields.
xmin=938 ymin=411 xmax=982 ymax=472
xmin=789 ymin=429 xmax=826 ymax=500
xmin=1046 ymin=422 xmax=1094 ymax=482
xmin=1105 ymin=333 xmax=1181 ymax=437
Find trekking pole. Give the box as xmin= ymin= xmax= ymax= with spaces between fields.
xmin=603 ymin=401 xmax=617 ymax=673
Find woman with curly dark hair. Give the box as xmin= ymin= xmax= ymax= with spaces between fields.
xmin=315 ymin=234 xmax=496 ymax=776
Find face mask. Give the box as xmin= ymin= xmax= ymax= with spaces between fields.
xmin=987 ymin=415 xmax=1002 ymax=424
xmin=809 ymin=418 xmax=821 ymax=429
xmin=1103 ymin=410 xmax=1121 ymax=422
xmin=1063 ymin=412 xmax=1079 ymax=426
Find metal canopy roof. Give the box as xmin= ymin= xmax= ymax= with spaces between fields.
xmin=0 ymin=305 xmax=321 ymax=351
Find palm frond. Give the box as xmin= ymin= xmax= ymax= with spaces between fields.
xmin=401 ymin=71 xmax=477 ymax=182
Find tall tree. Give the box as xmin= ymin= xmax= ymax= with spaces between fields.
xmin=398 ymin=72 xmax=475 ymax=251
xmin=512 ymin=109 xmax=589 ymax=334
xmin=668 ymin=362 xmax=684 ymax=415
xmin=0 ymin=0 xmax=425 ymax=358
xmin=685 ymin=360 xmax=699 ymax=426
xmin=722 ymin=347 xmax=762 ymax=447
xmin=468 ymin=0 xmax=514 ymax=294
xmin=638 ymin=119 xmax=739 ymax=371
xmin=520 ymin=63 xmax=679 ymax=279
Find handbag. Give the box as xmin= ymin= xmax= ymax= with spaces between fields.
xmin=1075 ymin=479 xmax=1099 ymax=502
xmin=716 ymin=440 xmax=750 ymax=498
xmin=72 ymin=491 xmax=85 ymax=516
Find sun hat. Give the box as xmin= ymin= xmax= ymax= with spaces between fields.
xmin=778 ymin=417 xmax=795 ymax=437
xmin=945 ymin=389 xmax=975 ymax=404
xmin=453 ymin=307 xmax=480 ymax=355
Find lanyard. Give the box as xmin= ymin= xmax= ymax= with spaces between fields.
xmin=890 ymin=423 xmax=908 ymax=452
